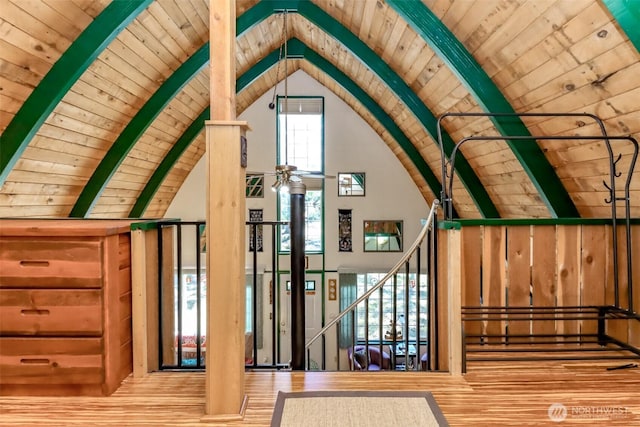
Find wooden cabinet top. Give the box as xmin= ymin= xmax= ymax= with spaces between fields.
xmin=0 ymin=219 xmax=136 ymax=237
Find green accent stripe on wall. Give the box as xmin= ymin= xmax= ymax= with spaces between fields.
xmin=69 ymin=43 xmax=209 ymax=217
xmin=387 ymin=0 xmax=579 ymax=218
xmin=0 ymin=0 xmax=152 ymax=185
xmin=603 ymin=0 xmax=640 ymax=53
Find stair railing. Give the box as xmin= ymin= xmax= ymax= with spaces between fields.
xmin=305 ymin=200 xmax=440 ymax=371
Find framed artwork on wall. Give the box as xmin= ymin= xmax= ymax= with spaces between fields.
xmin=246 ymin=174 xmax=264 ymax=198
xmin=363 ymin=220 xmax=403 ymax=252
xmin=338 ymin=172 xmax=365 ymax=196
xmin=248 ymin=209 xmax=263 ymax=252
xmin=338 ymin=209 xmax=352 ymax=252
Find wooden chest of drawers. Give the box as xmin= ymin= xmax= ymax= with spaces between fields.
xmin=0 ymin=220 xmax=133 ymax=396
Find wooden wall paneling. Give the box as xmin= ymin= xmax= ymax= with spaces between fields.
xmin=461 ymin=226 xmax=482 ymax=338
xmin=482 ymin=226 xmax=507 ymax=343
xmin=630 ymin=225 xmax=640 ymax=348
xmin=606 ymin=224 xmax=632 ymax=344
xmin=579 ymin=225 xmax=607 ymax=339
xmin=616 ymin=224 xmax=630 ymax=310
xmin=531 ymin=225 xmax=557 ymax=339
xmin=556 ymin=225 xmax=581 ymax=337
xmin=506 ymin=226 xmax=532 ymax=338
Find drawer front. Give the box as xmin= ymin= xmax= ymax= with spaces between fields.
xmin=0 ymin=238 xmax=103 ymax=288
xmin=0 ymin=289 xmax=102 ymax=335
xmin=0 ymin=337 xmax=103 ymax=385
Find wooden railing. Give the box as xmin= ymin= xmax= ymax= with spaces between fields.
xmin=436 ymin=219 xmax=640 ymax=372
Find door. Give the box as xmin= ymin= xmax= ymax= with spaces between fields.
xmin=278 ymin=272 xmax=323 ymax=368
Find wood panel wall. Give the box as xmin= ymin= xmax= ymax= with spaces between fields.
xmin=458 ymin=223 xmax=639 ymax=346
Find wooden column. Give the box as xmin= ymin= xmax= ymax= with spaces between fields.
xmin=131 ymin=229 xmax=148 ymax=378
xmin=447 ymin=228 xmax=463 ymax=375
xmin=204 ymin=0 xmax=248 ymax=420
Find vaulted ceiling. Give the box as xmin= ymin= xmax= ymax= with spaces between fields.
xmin=1 ymin=0 xmax=638 ymax=219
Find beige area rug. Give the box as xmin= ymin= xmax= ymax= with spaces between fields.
xmin=270 ymin=390 xmax=449 ymax=427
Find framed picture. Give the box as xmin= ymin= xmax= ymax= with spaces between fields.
xmin=246 ymin=174 xmax=264 ymax=198
xmin=338 ymin=209 xmax=352 ymax=252
xmin=363 ymin=220 xmax=403 ymax=252
xmin=285 ymin=280 xmax=316 ymax=292
xmin=338 ymin=172 xmax=365 ymax=196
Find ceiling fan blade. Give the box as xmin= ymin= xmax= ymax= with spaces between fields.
xmin=246 ymin=171 xmax=277 ymax=177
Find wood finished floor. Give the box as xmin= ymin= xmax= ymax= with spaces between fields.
xmin=1 ymin=360 xmax=639 ymax=426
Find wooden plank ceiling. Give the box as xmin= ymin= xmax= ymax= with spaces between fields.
xmin=0 ymin=0 xmax=638 ymax=219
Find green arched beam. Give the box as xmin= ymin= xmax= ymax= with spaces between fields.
xmin=69 ymin=44 xmax=209 ymax=217
xmin=387 ymin=0 xmax=579 ymax=218
xmin=603 ymin=0 xmax=640 ymax=52
xmin=77 ymin=0 xmax=493 ymax=218
xmin=0 ymin=0 xmax=152 ymax=185
xmin=130 ymin=38 xmax=453 ymax=218
xmin=129 ymin=107 xmax=210 ymax=217
xmin=288 ymin=1 xmax=498 ymax=218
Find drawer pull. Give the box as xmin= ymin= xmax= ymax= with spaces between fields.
xmin=20 ymin=358 xmax=51 ymax=365
xmin=21 ymin=309 xmax=50 ymax=316
xmin=19 ymin=260 xmax=50 ymax=267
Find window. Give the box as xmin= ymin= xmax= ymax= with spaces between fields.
xmin=354 ymin=273 xmax=428 ymax=342
xmin=278 ymin=97 xmax=323 ymax=171
xmin=277 ymin=96 xmax=324 ymax=253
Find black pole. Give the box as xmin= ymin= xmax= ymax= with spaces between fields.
xmin=289 ymin=181 xmax=306 ymax=370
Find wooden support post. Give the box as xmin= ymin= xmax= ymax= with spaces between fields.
xmin=203 ymin=121 xmax=249 ymax=421
xmin=131 ymin=229 xmax=148 ymax=378
xmin=447 ymin=228 xmax=463 ymax=375
xmin=204 ymin=0 xmax=248 ymax=419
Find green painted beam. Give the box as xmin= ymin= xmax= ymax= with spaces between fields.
xmin=128 ymin=107 xmax=210 ymax=218
xmin=130 ymin=38 xmax=456 ymax=217
xmin=69 ymin=43 xmax=209 ymax=217
xmin=0 ymin=0 xmax=152 ymax=185
xmin=290 ymin=1 xmax=497 ymax=217
xmin=291 ymin=40 xmax=444 ymax=200
xmin=603 ymin=0 xmax=640 ymax=53
xmin=387 ymin=0 xmax=579 ymax=218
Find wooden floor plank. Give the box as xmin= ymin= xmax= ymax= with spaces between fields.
xmin=1 ymin=361 xmax=639 ymax=426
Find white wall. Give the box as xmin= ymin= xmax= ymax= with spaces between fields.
xmin=165 ymin=70 xmax=429 ymax=268
xmin=165 ymin=70 xmax=429 ymax=367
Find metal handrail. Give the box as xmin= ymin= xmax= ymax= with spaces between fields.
xmin=305 ymin=200 xmax=440 ymax=350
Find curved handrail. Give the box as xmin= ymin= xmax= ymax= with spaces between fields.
xmin=305 ymin=200 xmax=440 ymax=350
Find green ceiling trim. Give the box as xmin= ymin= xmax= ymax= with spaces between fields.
xmin=69 ymin=43 xmax=209 ymax=217
xmin=387 ymin=0 xmax=579 ymax=218
xmin=291 ymin=1 xmax=497 ymax=218
xmin=130 ymin=38 xmax=456 ymax=218
xmin=0 ymin=0 xmax=152 ymax=185
xmin=128 ymin=107 xmax=210 ymax=218
xmin=603 ymin=0 xmax=640 ymax=52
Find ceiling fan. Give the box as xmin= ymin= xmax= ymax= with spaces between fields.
xmin=247 ymin=164 xmax=334 ymax=193
xmin=246 ymin=11 xmax=334 ymax=193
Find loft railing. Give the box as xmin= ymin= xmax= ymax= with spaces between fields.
xmin=305 ymin=200 xmax=440 ymax=371
xmin=153 ymin=219 xmax=287 ymax=370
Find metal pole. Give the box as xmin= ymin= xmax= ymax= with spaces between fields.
xmin=289 ymin=181 xmax=306 ymax=370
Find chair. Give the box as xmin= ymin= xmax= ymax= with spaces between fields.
xmin=347 ymin=345 xmax=391 ymax=371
